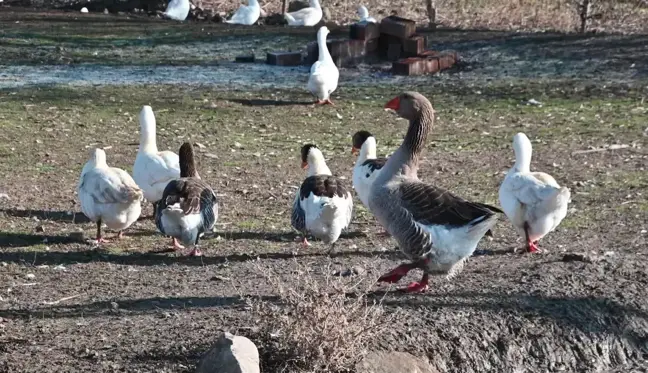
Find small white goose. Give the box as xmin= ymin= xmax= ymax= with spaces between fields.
xmin=357 ymin=5 xmax=377 ymax=23
xmin=163 ymin=0 xmax=190 ymax=21
xmin=284 ymin=0 xmax=322 ymax=26
xmin=351 ymin=130 xmax=388 ymax=208
xmin=307 ymin=26 xmax=339 ymax=106
xmin=291 ymin=144 xmax=353 ymax=250
xmin=499 ymin=133 xmax=571 ymax=253
xmin=78 ymin=148 xmax=143 ymax=243
xmin=133 ymin=106 xmax=181 ymax=218
xmin=224 ymin=0 xmax=261 ymax=25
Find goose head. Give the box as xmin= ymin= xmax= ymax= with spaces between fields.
xmin=351 ymin=130 xmax=375 ymax=156
xmin=317 ymin=25 xmax=330 ymax=41
xmin=384 ymin=91 xmax=434 ymax=121
xmin=82 ymin=148 xmax=108 ymax=176
xmin=512 ymin=132 xmax=533 ymax=173
xmin=300 ymin=143 xmax=331 ymax=176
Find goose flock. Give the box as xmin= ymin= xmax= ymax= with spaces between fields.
xmin=75 ymin=90 xmax=570 ymax=293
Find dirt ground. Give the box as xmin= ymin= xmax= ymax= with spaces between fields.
xmin=1 ymin=9 xmax=648 ymax=373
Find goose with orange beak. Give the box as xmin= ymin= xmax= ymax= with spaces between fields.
xmin=369 ymin=92 xmax=503 ymax=293
xmin=291 ymin=144 xmax=353 ymax=250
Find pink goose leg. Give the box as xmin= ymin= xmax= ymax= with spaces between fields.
xmin=406 ymin=274 xmax=429 ymax=293
xmin=378 ymin=262 xmax=417 ymax=284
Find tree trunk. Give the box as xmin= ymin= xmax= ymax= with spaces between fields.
xmin=282 ymin=0 xmax=287 ymax=14
xmin=426 ymin=0 xmax=436 ymax=29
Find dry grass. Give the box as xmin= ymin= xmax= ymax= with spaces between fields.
xmin=194 ymin=0 xmax=648 ymax=34
xmin=243 ymin=261 xmax=391 ymax=373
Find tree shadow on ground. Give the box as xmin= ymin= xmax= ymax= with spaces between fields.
xmin=0 ymin=209 xmax=90 ymax=224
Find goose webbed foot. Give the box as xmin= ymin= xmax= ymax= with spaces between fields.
xmin=172 ymin=237 xmax=185 ymax=250
xmin=187 ymin=247 xmax=203 ymax=257
xmin=301 ymin=237 xmax=311 ymax=248
xmin=405 ymin=274 xmax=429 ymax=293
xmin=378 ymin=262 xmax=416 ymax=283
xmin=314 ymin=98 xmax=334 ymax=106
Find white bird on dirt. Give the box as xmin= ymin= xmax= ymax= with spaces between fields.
xmin=133 ymin=106 xmax=181 ymax=220
xmin=224 ymin=0 xmax=261 ymax=25
xmin=163 ymin=0 xmax=190 ymax=21
xmin=357 ymin=5 xmax=377 ymax=23
xmin=291 ymin=144 xmax=353 ymax=251
xmin=284 ymin=0 xmax=322 ymax=26
xmin=307 ymin=26 xmax=339 ymax=106
xmin=78 ymin=148 xmax=143 ymax=244
xmin=155 ymin=142 xmax=218 ymax=256
xmin=499 ymin=133 xmax=571 ymax=253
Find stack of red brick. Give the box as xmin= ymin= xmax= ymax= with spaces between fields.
xmin=265 ymin=15 xmax=458 ymax=75
xmin=379 ymin=15 xmax=458 ymax=76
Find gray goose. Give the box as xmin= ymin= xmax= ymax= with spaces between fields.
xmin=368 ymin=92 xmax=503 ymax=293
xmin=291 ymin=144 xmax=353 ymax=250
xmin=155 ymin=142 xmax=218 ymax=257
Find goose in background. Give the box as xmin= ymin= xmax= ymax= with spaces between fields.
xmin=499 ymin=132 xmax=571 ymax=253
xmin=224 ymin=0 xmax=261 ymax=25
xmin=307 ymin=26 xmax=339 ymax=105
xmin=284 ymin=0 xmax=323 ymax=26
xmin=357 ymin=5 xmax=377 ymax=23
xmin=163 ymin=0 xmax=190 ymax=21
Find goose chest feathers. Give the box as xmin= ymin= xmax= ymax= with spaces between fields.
xmin=155 ymin=142 xmax=218 ymax=257
xmin=499 ymin=132 xmax=570 ymax=253
xmin=224 ymin=0 xmax=261 ymax=25
xmin=368 ymin=92 xmax=503 ymax=293
xmin=291 ymin=144 xmax=353 ymax=250
xmin=284 ymin=0 xmax=322 ymax=26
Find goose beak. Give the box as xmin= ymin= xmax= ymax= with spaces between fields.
xmin=351 ymin=147 xmax=359 ymax=155
xmin=384 ymin=96 xmax=400 ymax=111
xmin=301 ymin=161 xmax=308 ymax=170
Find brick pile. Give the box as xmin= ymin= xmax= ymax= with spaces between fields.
xmin=264 ymin=15 xmax=458 ymax=76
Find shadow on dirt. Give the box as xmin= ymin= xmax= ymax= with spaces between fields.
xmin=0 ymin=209 xmax=90 ymax=224
xmin=228 ymin=98 xmax=314 ymax=107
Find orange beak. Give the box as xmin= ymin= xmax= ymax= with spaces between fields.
xmin=384 ymin=96 xmax=400 ymax=111
xmin=351 ymin=147 xmax=359 ymax=155
xmin=301 ymin=161 xmax=308 ymax=170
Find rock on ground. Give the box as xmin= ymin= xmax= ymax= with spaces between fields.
xmin=195 ymin=332 xmax=260 ymax=373
xmin=356 ymin=351 xmax=438 ymax=373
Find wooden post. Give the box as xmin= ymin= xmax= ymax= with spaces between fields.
xmin=426 ymin=0 xmax=436 ymax=29
xmin=282 ymin=0 xmax=287 ymax=14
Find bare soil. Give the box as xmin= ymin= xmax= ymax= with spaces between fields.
xmin=1 ymin=9 xmax=648 ymax=373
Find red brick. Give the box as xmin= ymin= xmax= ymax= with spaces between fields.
xmin=350 ymin=22 xmax=380 ymax=41
xmin=423 ymin=57 xmax=440 ymax=74
xmin=402 ymin=35 xmax=427 ymax=57
xmin=379 ymin=15 xmax=416 ymax=39
xmin=266 ymin=51 xmax=302 ymax=66
xmin=437 ymin=53 xmax=456 ymax=70
xmin=418 ymin=50 xmax=439 ymax=58
xmin=392 ymin=58 xmax=425 ymax=76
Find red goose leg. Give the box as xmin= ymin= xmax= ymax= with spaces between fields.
xmin=378 ymin=262 xmax=417 ymax=283
xmin=406 ymin=273 xmax=429 ymax=293
xmin=524 ymin=222 xmax=539 ymax=253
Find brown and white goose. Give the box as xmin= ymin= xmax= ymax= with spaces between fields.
xmin=291 ymin=144 xmax=353 ymax=250
xmin=368 ymin=92 xmax=503 ymax=293
xmin=155 ymin=142 xmax=218 ymax=257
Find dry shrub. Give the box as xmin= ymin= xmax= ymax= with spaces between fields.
xmin=243 ymin=261 xmax=391 ymax=373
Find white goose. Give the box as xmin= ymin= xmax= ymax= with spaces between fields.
xmin=307 ymin=26 xmax=339 ymax=106
xmin=357 ymin=5 xmax=377 ymax=23
xmin=163 ymin=0 xmax=190 ymax=21
xmin=499 ymin=133 xmax=571 ymax=253
xmin=78 ymin=148 xmax=143 ymax=243
xmin=351 ymin=130 xmax=388 ymax=208
xmin=291 ymin=144 xmax=353 ymax=250
xmin=133 ymin=106 xmax=181 ymax=219
xmin=224 ymin=0 xmax=261 ymax=25
xmin=284 ymin=0 xmax=322 ymax=26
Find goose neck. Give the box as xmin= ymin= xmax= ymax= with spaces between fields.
xmin=317 ymin=33 xmax=331 ymax=62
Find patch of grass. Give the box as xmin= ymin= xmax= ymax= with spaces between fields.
xmin=245 ymin=262 xmax=389 ymax=373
